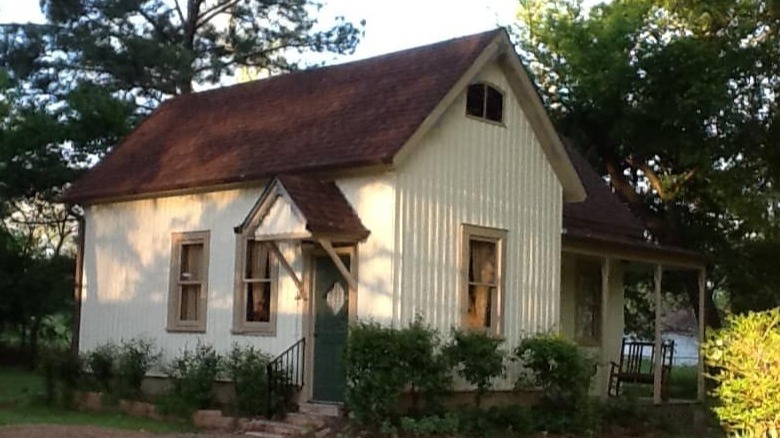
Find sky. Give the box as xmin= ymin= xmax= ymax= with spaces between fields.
xmin=0 ymin=0 xmax=519 ymax=63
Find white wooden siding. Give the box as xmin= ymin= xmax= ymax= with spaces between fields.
xmin=80 ymin=187 xmax=306 ymax=368
xmin=394 ymin=62 xmax=564 ymax=388
xmin=337 ymin=174 xmax=397 ymax=324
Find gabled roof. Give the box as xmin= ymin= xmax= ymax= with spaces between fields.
xmin=236 ymin=175 xmax=369 ymax=242
xmin=62 ymin=28 xmax=586 ymax=204
xmin=562 ymin=142 xmax=645 ymax=242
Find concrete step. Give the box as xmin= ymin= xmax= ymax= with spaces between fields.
xmin=285 ymin=412 xmax=328 ymax=429
xmin=243 ymin=419 xmax=309 ymax=436
xmin=245 ymin=432 xmax=285 ymax=438
xmin=298 ymin=402 xmax=342 ymax=417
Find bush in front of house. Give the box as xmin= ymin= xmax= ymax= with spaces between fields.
xmin=344 ymin=318 xmax=453 ymax=425
xmin=443 ymin=328 xmax=505 ymax=408
xmin=225 ymin=344 xmax=271 ymax=416
xmin=86 ymin=342 xmax=118 ymax=393
xmin=514 ymin=333 xmax=597 ymax=433
xmin=344 ymin=321 xmax=411 ymax=424
xmin=703 ymin=308 xmax=780 ymax=437
xmin=116 ymin=338 xmax=160 ymax=400
xmin=399 ymin=318 xmax=452 ymax=415
xmin=161 ymin=341 xmax=222 ymax=415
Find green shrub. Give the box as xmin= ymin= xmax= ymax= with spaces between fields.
xmin=344 ymin=318 xmax=453 ymax=424
xmin=344 ymin=321 xmax=409 ymax=424
xmin=514 ymin=333 xmax=596 ymax=433
xmin=39 ymin=349 xmax=83 ymax=408
xmin=86 ymin=342 xmax=118 ymax=393
xmin=514 ymin=333 xmax=595 ymax=408
xmin=443 ymin=329 xmax=505 ymax=407
xmin=164 ymin=341 xmax=222 ymax=415
xmin=116 ymin=338 xmax=160 ymax=400
xmin=398 ymin=318 xmax=452 ymax=414
xmin=703 ymin=308 xmax=780 ymax=436
xmin=225 ymin=344 xmax=271 ymax=416
xmin=399 ymin=413 xmax=459 ymax=436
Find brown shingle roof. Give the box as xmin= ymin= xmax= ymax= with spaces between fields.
xmin=63 ymin=29 xmax=501 ymax=203
xmin=277 ymin=175 xmax=369 ymax=241
xmin=562 ymin=141 xmax=645 ymax=242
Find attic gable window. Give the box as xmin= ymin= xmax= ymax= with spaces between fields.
xmin=466 ymin=83 xmax=504 ymax=123
xmin=167 ymin=231 xmax=210 ymax=332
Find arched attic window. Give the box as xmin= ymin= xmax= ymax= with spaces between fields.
xmin=466 ymin=82 xmax=504 ymax=123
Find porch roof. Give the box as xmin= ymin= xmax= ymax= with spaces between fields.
xmin=561 ymin=142 xmax=705 ymax=268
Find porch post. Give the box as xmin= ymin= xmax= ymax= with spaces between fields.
xmin=653 ymin=263 xmax=663 ymax=404
xmin=697 ymin=267 xmax=707 ymax=402
xmin=600 ymin=257 xmax=611 ymax=400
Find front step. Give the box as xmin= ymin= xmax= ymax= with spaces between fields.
xmin=285 ymin=412 xmax=328 ymax=429
xmin=298 ymin=402 xmax=342 ymax=417
xmin=243 ymin=419 xmax=310 ymax=436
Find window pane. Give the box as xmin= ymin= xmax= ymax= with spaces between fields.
xmin=180 ymin=285 xmax=200 ymax=321
xmin=466 ymin=84 xmax=485 ymax=117
xmin=180 ymin=243 xmax=204 ymax=281
xmin=469 ymin=240 xmax=497 ymax=285
xmin=246 ymin=241 xmax=270 ymax=280
xmin=576 ymin=269 xmax=601 ymax=341
xmin=485 ymin=86 xmax=503 ymax=122
xmin=246 ymin=282 xmax=271 ymax=322
xmin=467 ymin=284 xmax=494 ymax=329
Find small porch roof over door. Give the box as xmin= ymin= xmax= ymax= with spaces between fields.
xmin=235 ymin=175 xmax=370 ymax=243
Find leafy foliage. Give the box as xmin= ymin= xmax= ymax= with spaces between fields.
xmin=514 ymin=333 xmax=596 ymax=432
xmin=443 ymin=329 xmax=505 ymax=408
xmin=513 ymin=0 xmax=780 ymax=317
xmin=86 ymin=342 xmax=118 ymax=393
xmin=163 ymin=342 xmax=221 ymax=414
xmin=39 ymin=348 xmax=83 ymax=408
xmin=116 ymin=338 xmax=160 ymax=400
xmin=703 ymin=308 xmax=780 ymax=436
xmin=224 ymin=344 xmax=271 ymax=416
xmin=344 ymin=319 xmax=452 ymax=424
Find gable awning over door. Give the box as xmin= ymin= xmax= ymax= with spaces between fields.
xmin=235 ymin=175 xmax=369 ymax=295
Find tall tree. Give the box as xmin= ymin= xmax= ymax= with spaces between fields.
xmin=513 ymin=0 xmax=780 ymax=319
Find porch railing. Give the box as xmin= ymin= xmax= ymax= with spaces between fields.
xmin=266 ymin=337 xmax=306 ymax=418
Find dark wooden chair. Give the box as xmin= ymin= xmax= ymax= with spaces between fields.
xmin=608 ymin=339 xmax=675 ymax=400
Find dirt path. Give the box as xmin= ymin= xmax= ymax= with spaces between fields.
xmin=0 ymin=425 xmax=242 ymax=438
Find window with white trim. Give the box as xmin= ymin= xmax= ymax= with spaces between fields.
xmin=575 ymin=260 xmax=602 ymax=345
xmin=466 ymin=83 xmax=504 ymax=123
xmin=461 ymin=225 xmax=506 ymax=334
xmin=168 ymin=231 xmax=210 ymax=332
xmin=233 ymin=238 xmax=278 ymax=334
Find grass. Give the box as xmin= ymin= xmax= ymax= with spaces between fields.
xmin=0 ymin=366 xmax=195 ymax=433
xmin=621 ymin=363 xmax=699 ymax=400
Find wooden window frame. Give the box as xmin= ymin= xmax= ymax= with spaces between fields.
xmin=465 ymin=82 xmax=505 ymax=125
xmin=460 ymin=224 xmax=507 ymax=335
xmin=167 ymin=230 xmax=210 ymax=333
xmin=232 ymin=236 xmax=279 ymax=336
xmin=574 ymin=259 xmax=602 ymax=346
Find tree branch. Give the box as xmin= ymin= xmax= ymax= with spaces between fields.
xmin=173 ymin=0 xmax=186 ymax=25
xmin=197 ymin=0 xmax=241 ymax=25
xmin=137 ymin=8 xmax=172 ymax=43
xmin=626 ymin=157 xmax=669 ymax=200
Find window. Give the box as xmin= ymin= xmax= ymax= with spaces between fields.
xmin=233 ymin=238 xmax=278 ymax=334
xmin=466 ymin=83 xmax=504 ymax=123
xmin=461 ymin=225 xmax=506 ymax=334
xmin=168 ymin=231 xmax=210 ymax=332
xmin=575 ymin=260 xmax=602 ymax=345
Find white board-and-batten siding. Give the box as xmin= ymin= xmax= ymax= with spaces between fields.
xmin=80 ymin=188 xmax=307 ymax=367
xmin=393 ymin=62 xmax=563 ymax=372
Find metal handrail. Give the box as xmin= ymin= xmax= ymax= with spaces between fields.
xmin=266 ymin=337 xmax=305 ymax=418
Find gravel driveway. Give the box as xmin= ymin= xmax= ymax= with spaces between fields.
xmin=0 ymin=425 xmax=242 ymax=438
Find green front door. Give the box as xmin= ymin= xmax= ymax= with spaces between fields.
xmin=312 ymin=254 xmax=350 ymax=403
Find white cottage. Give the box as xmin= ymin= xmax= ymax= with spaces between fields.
xmin=63 ymin=29 xmax=706 ymax=404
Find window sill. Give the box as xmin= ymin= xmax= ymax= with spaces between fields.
xmin=465 ymin=114 xmax=507 ymax=128
xmin=166 ymin=325 xmax=206 ymax=333
xmin=231 ymin=326 xmax=276 ymax=337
